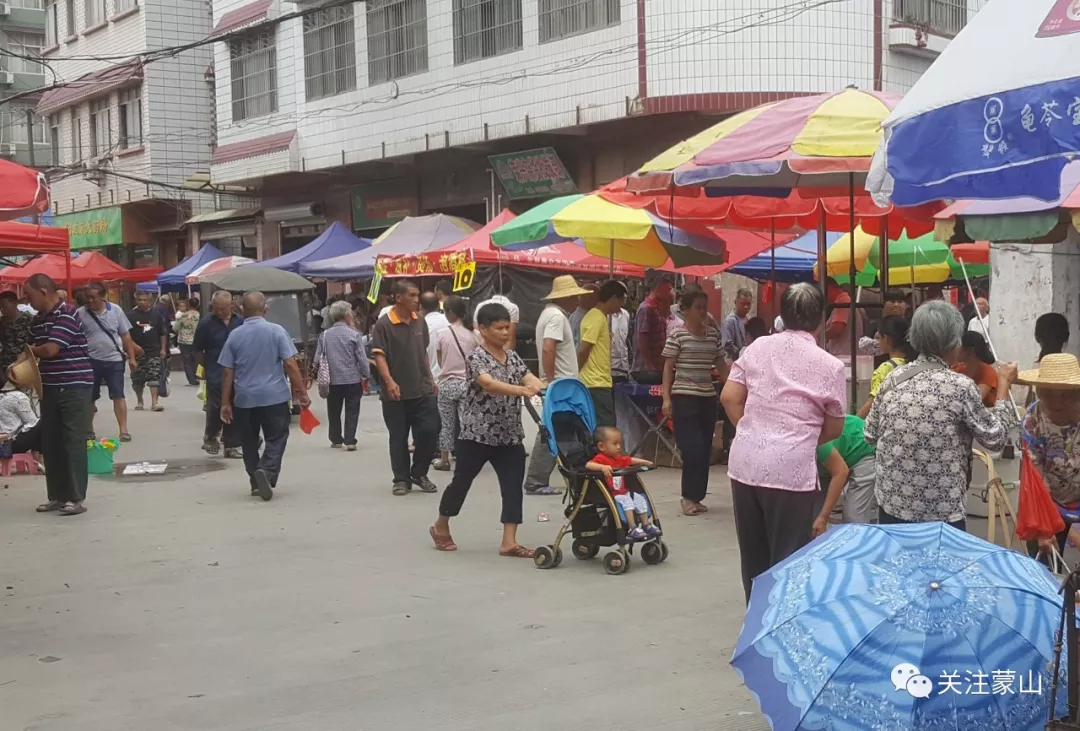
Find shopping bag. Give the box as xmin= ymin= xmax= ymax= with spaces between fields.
xmin=299 ymin=407 xmax=320 ymax=435
xmin=317 ymin=357 xmax=330 ymax=399
xmin=1015 ymin=447 xmax=1066 ymax=541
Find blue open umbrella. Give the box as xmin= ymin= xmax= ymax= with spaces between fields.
xmin=733 ymin=523 xmax=1065 ymax=730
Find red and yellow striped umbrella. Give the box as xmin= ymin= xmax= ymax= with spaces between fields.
xmin=628 ymin=88 xmax=903 ymax=192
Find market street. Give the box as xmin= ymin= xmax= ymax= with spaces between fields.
xmin=2 ymin=387 xmax=773 ymax=731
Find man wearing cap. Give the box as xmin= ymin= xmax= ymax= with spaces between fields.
xmin=22 ymin=273 xmax=94 ymax=516
xmin=524 ymin=276 xmax=586 ymax=496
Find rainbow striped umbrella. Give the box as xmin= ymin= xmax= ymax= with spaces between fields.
xmin=629 ymin=88 xmax=903 ymax=193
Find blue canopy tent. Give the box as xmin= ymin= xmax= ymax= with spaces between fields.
xmin=251 ymin=221 xmax=370 ymax=272
xmin=727 ymin=231 xmax=840 ymax=283
xmin=137 ymin=243 xmax=227 ymax=292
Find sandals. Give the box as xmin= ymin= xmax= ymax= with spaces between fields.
xmin=134 ymin=404 xmax=145 ymax=411
xmin=118 ymin=433 xmax=132 ymax=442
xmin=681 ymin=500 xmax=702 ymax=516
xmin=429 ymin=526 xmax=457 ymax=552
xmin=431 ymin=459 xmax=452 ymax=472
xmin=392 ymin=482 xmax=410 ymax=496
xmin=151 ymin=405 xmax=165 ymax=413
xmin=499 ymin=545 xmax=535 ymax=559
xmin=36 ymin=500 xmax=63 ymax=513
xmin=58 ymin=502 xmax=87 ymax=516
xmin=526 ymin=486 xmax=560 ymax=496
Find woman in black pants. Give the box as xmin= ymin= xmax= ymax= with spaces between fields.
xmin=430 ymin=303 xmax=544 ymax=558
xmin=661 ymin=290 xmax=726 ymax=516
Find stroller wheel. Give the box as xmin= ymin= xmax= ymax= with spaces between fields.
xmin=551 ymin=546 xmax=563 ymax=568
xmin=533 ymin=545 xmax=557 ymax=570
xmin=603 ymin=551 xmax=629 ymax=575
xmin=641 ymin=540 xmax=664 ymax=565
xmin=660 ymin=540 xmax=669 ymax=563
xmin=572 ymin=539 xmax=600 ymax=561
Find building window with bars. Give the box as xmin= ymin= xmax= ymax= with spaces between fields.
xmin=114 ymin=0 xmax=137 ymax=13
xmin=230 ymin=29 xmax=278 ymax=121
xmin=367 ymin=0 xmax=428 ymax=85
xmin=538 ymin=0 xmax=619 ymax=43
xmin=453 ymin=0 xmax=522 ymax=65
xmin=84 ymin=0 xmax=106 ymax=27
xmin=49 ymin=115 xmax=59 ymax=162
xmin=893 ymin=0 xmax=969 ymax=36
xmin=0 ymin=110 xmax=46 ymax=145
xmin=303 ymin=4 xmax=357 ymax=101
xmin=65 ymin=0 xmax=75 ymax=36
xmin=4 ymin=32 xmax=46 ymax=75
xmin=46 ymin=1 xmax=59 ymax=47
xmin=118 ymin=87 xmax=142 ymax=148
xmin=70 ymin=111 xmax=81 ymax=163
xmin=90 ymin=97 xmax=110 ymax=157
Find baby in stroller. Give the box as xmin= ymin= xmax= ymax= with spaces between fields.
xmin=586 ymin=426 xmax=658 ymax=541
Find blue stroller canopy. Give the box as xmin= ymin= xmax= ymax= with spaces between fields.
xmin=541 ymin=378 xmax=596 ymax=456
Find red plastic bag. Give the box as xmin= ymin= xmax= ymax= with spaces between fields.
xmin=299 ymin=407 xmax=320 ymax=435
xmin=1015 ymin=447 xmax=1066 ymax=541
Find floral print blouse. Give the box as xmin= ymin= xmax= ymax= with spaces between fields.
xmin=865 ymin=355 xmax=1017 ymax=523
xmin=1021 ymin=402 xmax=1080 ymax=506
xmin=458 ymin=347 xmax=528 ymax=447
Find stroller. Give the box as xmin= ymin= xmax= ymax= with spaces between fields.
xmin=524 ymin=378 xmax=669 ymax=575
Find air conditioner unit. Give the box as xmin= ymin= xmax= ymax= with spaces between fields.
xmin=0 ymin=72 xmax=14 ymax=86
xmin=0 ymin=3 xmax=10 ymax=16
xmin=0 ymin=144 xmax=17 ymax=157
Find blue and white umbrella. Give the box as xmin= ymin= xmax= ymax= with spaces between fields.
xmin=869 ymin=0 xmax=1080 ymax=206
xmin=732 ymin=523 xmax=1066 ymax=731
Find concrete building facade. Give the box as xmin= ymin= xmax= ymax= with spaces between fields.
xmin=1 ymin=0 xmax=52 ymax=167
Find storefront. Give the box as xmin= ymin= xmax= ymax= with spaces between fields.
xmin=184 ymin=208 xmax=262 ymax=260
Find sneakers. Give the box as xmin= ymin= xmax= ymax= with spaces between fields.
xmin=627 ymin=526 xmax=647 ymax=541
xmin=331 ymin=443 xmax=343 ymax=449
xmin=644 ymin=524 xmax=662 ymax=538
xmin=345 ymin=444 xmax=357 ymax=452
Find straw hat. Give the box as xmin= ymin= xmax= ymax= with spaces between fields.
xmin=7 ymin=346 xmax=41 ymax=397
xmin=543 ymin=275 xmax=592 ymax=300
xmin=1017 ymin=353 xmax=1080 ymax=390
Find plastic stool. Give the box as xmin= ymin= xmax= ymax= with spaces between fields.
xmin=1 ymin=453 xmax=39 ymax=476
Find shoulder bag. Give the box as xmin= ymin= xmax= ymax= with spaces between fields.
xmin=316 ymin=332 xmax=331 ymax=399
xmin=84 ymin=307 xmax=126 ymax=360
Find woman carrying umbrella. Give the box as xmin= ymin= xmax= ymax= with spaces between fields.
xmin=720 ymin=283 xmax=847 ymax=603
xmin=864 ymin=301 xmax=1018 ymax=530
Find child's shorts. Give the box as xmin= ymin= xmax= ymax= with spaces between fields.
xmin=614 ymin=492 xmax=648 ymax=515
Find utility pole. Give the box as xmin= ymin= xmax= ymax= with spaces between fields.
xmin=25 ymin=109 xmax=38 ymax=224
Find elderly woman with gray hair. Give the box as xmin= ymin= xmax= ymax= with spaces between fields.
xmin=865 ymin=300 xmax=1018 ymax=530
xmin=721 ymin=283 xmax=847 ymax=603
xmin=313 ymin=300 xmax=371 ymax=450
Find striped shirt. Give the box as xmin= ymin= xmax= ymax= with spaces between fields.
xmin=662 ymin=326 xmax=721 ymax=397
xmin=31 ymin=300 xmax=93 ymax=388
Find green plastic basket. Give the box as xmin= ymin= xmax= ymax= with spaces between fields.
xmin=87 ymin=443 xmax=115 ymax=474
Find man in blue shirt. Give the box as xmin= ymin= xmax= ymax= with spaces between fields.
xmin=219 ymin=291 xmax=310 ymax=501
xmin=193 ymin=291 xmax=243 ymax=457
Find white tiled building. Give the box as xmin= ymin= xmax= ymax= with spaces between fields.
xmin=37 ymin=0 xmax=216 ymax=266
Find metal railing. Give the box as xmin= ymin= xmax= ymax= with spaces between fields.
xmin=367 ymin=0 xmax=428 ymax=84
xmin=539 ymin=0 xmax=619 ymax=44
xmin=453 ymin=0 xmax=523 ymax=65
xmin=893 ymin=0 xmax=969 ymax=36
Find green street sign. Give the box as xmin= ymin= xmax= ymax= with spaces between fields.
xmin=55 ymin=207 xmax=123 ymax=250
xmin=488 ymin=147 xmax=578 ymax=200
xmin=350 ymin=180 xmax=416 ymax=230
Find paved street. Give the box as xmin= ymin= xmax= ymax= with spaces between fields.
xmin=0 ymin=385 xmax=770 ymax=731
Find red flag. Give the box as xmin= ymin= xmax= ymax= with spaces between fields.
xmin=299 ymin=407 xmax=320 ymax=435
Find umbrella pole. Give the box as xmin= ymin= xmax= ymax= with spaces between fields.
xmin=847 ymin=174 xmax=858 ymax=414
xmin=816 ymin=209 xmax=827 ymax=347
xmin=65 ymin=251 xmax=72 ymax=294
xmin=880 ymin=216 xmax=889 ymax=292
xmin=769 ymin=219 xmax=776 ymax=325
xmin=959 ymin=258 xmax=1019 ymax=417
xmin=609 ymin=240 xmax=614 ymax=278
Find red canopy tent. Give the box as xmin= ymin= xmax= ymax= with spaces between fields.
xmin=0 ymin=252 xmax=161 ymax=286
xmin=0 ymin=160 xmax=50 ymax=222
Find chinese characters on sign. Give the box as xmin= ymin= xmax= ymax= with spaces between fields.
xmin=891 ymin=663 xmax=1043 ymax=699
xmin=979 ymin=94 xmax=1080 ymax=158
xmin=488 ymin=148 xmax=578 ymax=200
xmin=54 ymin=207 xmax=123 ymax=250
xmin=1037 ymin=0 xmax=1080 ymax=37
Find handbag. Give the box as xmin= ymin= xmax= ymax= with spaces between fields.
xmin=316 ymin=333 xmax=331 ymax=399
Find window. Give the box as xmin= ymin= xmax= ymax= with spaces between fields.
xmin=539 ymin=0 xmax=619 ymax=43
xmin=84 ymin=0 xmax=106 ymax=28
xmin=49 ymin=115 xmax=59 ymax=162
xmin=70 ymin=111 xmax=82 ymax=163
xmin=10 ymin=0 xmax=44 ymax=8
xmin=229 ymin=29 xmax=277 ymax=121
xmin=303 ymin=4 xmax=357 ymax=101
xmin=893 ymin=0 xmax=968 ymax=35
xmin=118 ymin=87 xmax=141 ymax=148
xmin=90 ymin=97 xmax=110 ymax=157
xmin=65 ymin=0 xmax=75 ymax=36
xmin=46 ymin=1 xmax=59 ymax=47
xmin=114 ymin=0 xmax=137 ymax=13
xmin=367 ymin=0 xmax=427 ymax=85
xmin=453 ymin=0 xmax=522 ymax=65
xmin=4 ymin=32 xmax=46 ymax=75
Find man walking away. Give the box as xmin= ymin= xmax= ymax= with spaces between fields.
xmin=421 ymin=291 xmax=449 ymax=381
xmin=219 ymin=291 xmax=310 ymax=501
xmin=193 ymin=291 xmax=244 ymax=457
xmin=632 ymin=273 xmax=674 ymax=384
xmin=24 ymin=274 xmax=94 ymax=516
xmin=578 ymin=280 xmax=628 ymax=428
xmin=78 ymin=281 xmax=137 ymax=442
xmin=721 ymin=288 xmax=753 ymax=363
xmin=371 ymin=279 xmax=441 ymax=496
xmin=0 ymin=291 xmax=32 ymax=374
xmin=525 ymin=275 xmax=587 ymax=496
xmin=128 ymin=291 xmax=168 ymax=412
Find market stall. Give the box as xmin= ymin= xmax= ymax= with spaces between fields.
xmin=0 ymin=252 xmax=161 ymax=286
xmin=252 ymin=221 xmax=370 ymax=272
xmin=138 ymin=243 xmax=227 ymax=292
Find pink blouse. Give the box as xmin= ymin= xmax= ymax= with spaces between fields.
xmin=435 ymin=323 xmax=479 ymax=383
xmin=727 ymin=330 xmax=845 ymax=492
